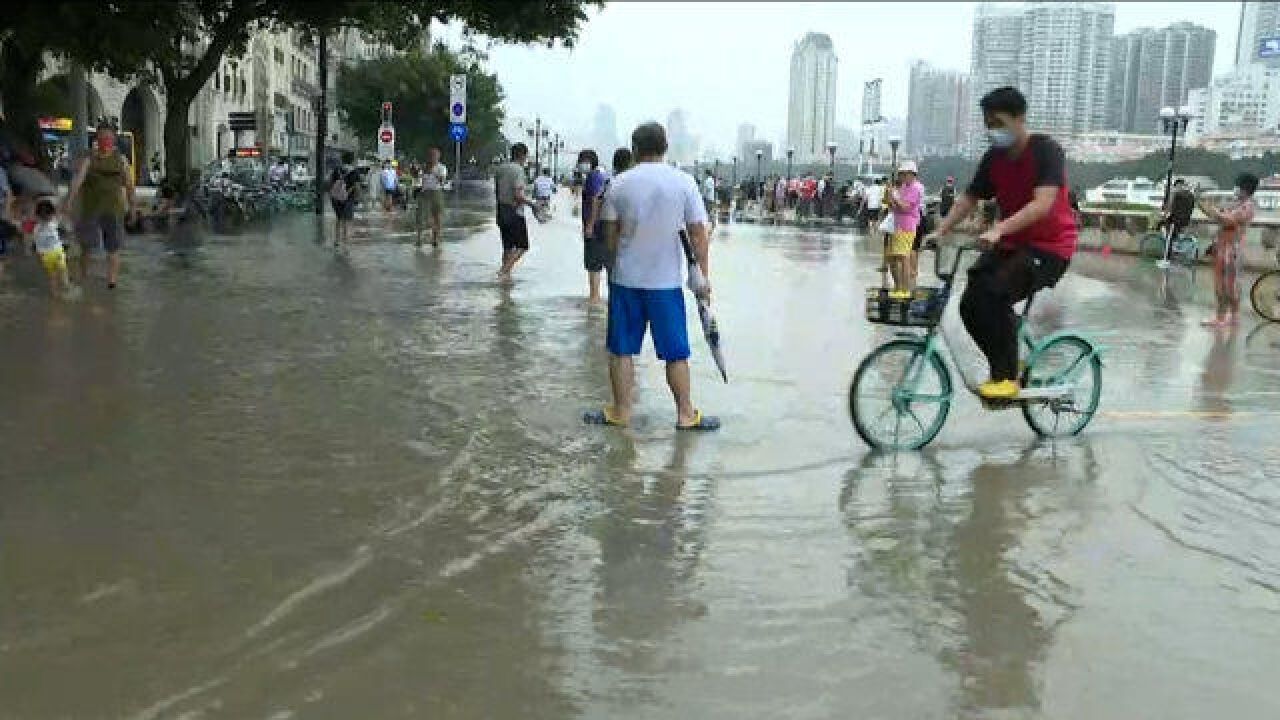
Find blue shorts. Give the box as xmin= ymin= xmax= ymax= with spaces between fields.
xmin=606 ymin=284 xmax=690 ymax=362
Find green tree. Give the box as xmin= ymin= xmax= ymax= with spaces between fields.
xmin=336 ymin=45 xmax=506 ymax=167
xmin=0 ymin=2 xmax=172 ymax=168
xmin=3 ymin=0 xmax=601 ymax=180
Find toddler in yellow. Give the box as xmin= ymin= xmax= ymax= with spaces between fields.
xmin=32 ymin=197 xmax=73 ymax=298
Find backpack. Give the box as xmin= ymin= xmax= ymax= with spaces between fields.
xmin=329 ymin=166 xmax=349 ymax=203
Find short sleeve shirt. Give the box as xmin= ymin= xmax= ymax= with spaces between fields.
xmin=967 ymin=134 xmax=1077 ymax=259
xmin=582 ymin=168 xmax=608 ymax=221
xmin=420 ymin=164 xmax=447 ymax=191
xmin=891 ymin=180 xmax=924 ymax=233
xmin=602 ymin=162 xmax=708 ymax=289
xmin=495 ymin=162 xmax=525 ymax=206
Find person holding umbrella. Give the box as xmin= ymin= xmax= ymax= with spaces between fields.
xmin=583 ymin=121 xmax=720 ymax=431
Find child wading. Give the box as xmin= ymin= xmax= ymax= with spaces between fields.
xmin=1198 ymin=173 xmax=1257 ymax=328
xmin=32 ymin=197 xmax=75 ymax=299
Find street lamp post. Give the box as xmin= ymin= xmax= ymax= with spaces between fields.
xmin=786 ymin=147 xmax=794 ymax=181
xmin=755 ymin=149 xmax=763 ymax=182
xmin=889 ymin=136 xmax=901 ymax=173
xmin=1158 ymin=105 xmax=1193 ymax=267
xmin=732 ymin=155 xmax=738 ymax=185
xmin=827 ymin=141 xmax=838 ymax=180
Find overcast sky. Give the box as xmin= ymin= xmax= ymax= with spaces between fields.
xmin=441 ymin=2 xmax=1241 ymax=155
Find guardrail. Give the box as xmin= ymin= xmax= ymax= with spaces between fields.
xmin=1077 ymin=207 xmax=1280 ymax=270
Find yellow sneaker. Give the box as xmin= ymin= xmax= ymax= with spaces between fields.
xmin=978 ymin=379 xmax=1021 ymax=400
xmin=889 ymin=289 xmax=912 ymax=300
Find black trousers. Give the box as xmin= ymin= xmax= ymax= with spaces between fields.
xmin=959 ymin=246 xmax=1069 ymax=382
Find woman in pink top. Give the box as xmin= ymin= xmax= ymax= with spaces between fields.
xmin=1198 ymin=173 xmax=1258 ymax=327
xmin=886 ymin=161 xmax=925 ymax=297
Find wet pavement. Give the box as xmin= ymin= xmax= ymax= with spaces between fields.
xmin=1 ymin=190 xmax=1278 ymax=719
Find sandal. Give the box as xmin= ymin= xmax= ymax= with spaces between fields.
xmin=583 ymin=407 xmax=628 ymax=427
xmin=676 ymin=410 xmax=721 ymax=432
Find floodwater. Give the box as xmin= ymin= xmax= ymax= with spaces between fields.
xmin=1 ymin=190 xmax=1277 ymax=719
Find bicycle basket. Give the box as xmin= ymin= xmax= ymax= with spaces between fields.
xmin=865 ymin=286 xmax=949 ymax=327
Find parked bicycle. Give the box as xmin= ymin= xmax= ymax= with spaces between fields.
xmin=1139 ymin=228 xmax=1202 ymax=266
xmin=1250 ymin=237 xmax=1280 ymax=322
xmin=850 ymin=239 xmax=1104 ymax=451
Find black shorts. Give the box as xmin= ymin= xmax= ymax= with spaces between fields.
xmin=331 ymin=198 xmax=355 ymax=221
xmin=497 ymin=204 xmax=529 ymax=252
xmin=584 ymin=235 xmax=609 ymax=272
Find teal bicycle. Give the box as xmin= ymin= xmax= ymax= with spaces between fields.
xmin=850 ymin=240 xmax=1104 ymax=450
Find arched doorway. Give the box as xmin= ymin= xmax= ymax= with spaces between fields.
xmin=121 ymin=85 xmax=161 ymax=183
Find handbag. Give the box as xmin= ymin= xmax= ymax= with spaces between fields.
xmin=878 ymin=213 xmax=896 ymax=235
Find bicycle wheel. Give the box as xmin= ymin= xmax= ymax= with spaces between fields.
xmin=850 ymin=339 xmax=952 ymax=451
xmin=1021 ymin=335 xmax=1101 ymax=438
xmin=1251 ymin=270 xmax=1280 ymax=322
xmin=1139 ymin=232 xmax=1166 ymax=260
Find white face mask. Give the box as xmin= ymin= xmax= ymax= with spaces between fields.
xmin=577 ymin=163 xmax=590 ymax=173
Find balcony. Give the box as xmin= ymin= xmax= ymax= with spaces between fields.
xmin=291 ymin=78 xmax=318 ymax=99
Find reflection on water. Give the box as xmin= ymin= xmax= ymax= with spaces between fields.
xmin=842 ymin=445 xmax=1093 ymax=718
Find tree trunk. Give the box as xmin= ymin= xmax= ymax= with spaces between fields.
xmin=0 ymin=41 xmax=48 ymax=170
xmin=163 ymin=84 xmax=195 ymax=194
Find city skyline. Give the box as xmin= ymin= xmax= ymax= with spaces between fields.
xmin=450 ymin=2 xmax=1240 ymax=159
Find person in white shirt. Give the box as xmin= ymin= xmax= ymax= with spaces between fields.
xmin=532 ymin=169 xmax=555 ymax=214
xmin=380 ymin=161 xmax=399 ymax=212
xmin=701 ymin=169 xmax=717 ymax=231
xmin=415 ymin=147 xmax=448 ymax=248
xmin=583 ymin=122 xmax=719 ymax=431
xmin=268 ymin=158 xmax=290 ymax=186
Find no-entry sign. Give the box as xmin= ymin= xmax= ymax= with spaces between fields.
xmin=377 ymin=126 xmax=395 ymax=160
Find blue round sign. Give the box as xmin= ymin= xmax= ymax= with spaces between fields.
xmin=449 ymin=122 xmax=468 ymax=143
xmin=451 ymin=102 xmax=464 ymax=118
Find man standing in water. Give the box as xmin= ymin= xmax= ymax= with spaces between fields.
xmin=494 ymin=143 xmax=533 ymax=282
xmin=67 ymin=122 xmax=137 ymax=289
xmin=583 ymin=122 xmax=720 ymax=431
xmin=417 ymin=147 xmax=448 ymax=248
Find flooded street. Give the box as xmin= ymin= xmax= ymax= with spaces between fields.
xmin=2 ymin=193 xmax=1278 ymax=719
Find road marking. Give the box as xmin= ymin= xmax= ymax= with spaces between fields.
xmin=1101 ymin=410 xmax=1276 ymax=420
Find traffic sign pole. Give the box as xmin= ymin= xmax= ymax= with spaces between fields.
xmin=449 ymin=75 xmax=467 ymax=200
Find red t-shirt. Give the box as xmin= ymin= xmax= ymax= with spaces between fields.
xmin=967 ymin=134 xmax=1077 ymax=260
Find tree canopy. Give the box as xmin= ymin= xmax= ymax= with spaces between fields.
xmin=337 ymin=45 xmax=506 ymax=166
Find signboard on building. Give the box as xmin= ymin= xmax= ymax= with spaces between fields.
xmin=233 ymin=146 xmax=262 ymax=158
xmin=38 ymin=117 xmax=73 ymax=132
xmin=228 ymin=112 xmax=257 ymax=131
xmin=1261 ymin=36 xmax=1280 ymax=59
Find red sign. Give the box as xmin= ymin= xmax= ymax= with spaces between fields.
xmin=379 ymin=129 xmax=394 ymax=143
xmin=233 ymin=147 xmax=262 ymax=158
xmin=382 ymin=101 xmax=392 ymax=112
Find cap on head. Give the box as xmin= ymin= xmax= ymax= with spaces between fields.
xmin=898 ymin=160 xmax=918 ymax=175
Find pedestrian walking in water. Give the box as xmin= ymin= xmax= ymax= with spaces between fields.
xmin=31 ymin=197 xmax=75 ymax=299
xmin=701 ymin=169 xmax=718 ymax=234
xmin=579 ymin=149 xmax=610 ymax=302
xmin=584 ymin=122 xmax=719 ymax=431
xmin=887 ymin=161 xmax=924 ymax=296
xmin=327 ymin=151 xmax=361 ymax=251
xmin=494 ymin=142 xmax=534 ymax=282
xmin=1199 ymin=173 xmax=1257 ymax=327
xmin=416 ymin=147 xmax=448 ymax=248
xmin=66 ymin=122 xmax=137 ymax=289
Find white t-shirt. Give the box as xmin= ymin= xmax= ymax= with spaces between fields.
xmin=702 ymin=176 xmax=715 ymax=202
xmin=533 ymin=175 xmax=555 ymax=198
xmin=381 ymin=167 xmax=398 ymax=190
xmin=34 ymin=220 xmax=62 ymax=254
xmin=419 ymin=163 xmax=447 ymax=191
xmin=603 ymin=162 xmax=708 ymax=290
xmin=865 ymin=187 xmax=883 ymax=210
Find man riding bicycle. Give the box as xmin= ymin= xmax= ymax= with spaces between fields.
xmin=926 ymin=86 xmax=1077 ymax=401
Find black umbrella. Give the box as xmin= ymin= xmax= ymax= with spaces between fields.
xmin=679 ymin=229 xmax=727 ymax=383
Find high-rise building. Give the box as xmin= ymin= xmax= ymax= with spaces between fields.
xmin=1019 ymin=2 xmax=1114 ymax=135
xmin=906 ymin=60 xmax=971 ymax=156
xmin=737 ymin=123 xmax=756 ymax=161
xmin=1236 ymin=1 xmax=1280 ymax=69
xmin=787 ymin=32 xmax=838 ymax=162
xmin=1111 ymin=23 xmax=1216 ymax=133
xmin=968 ymin=2 xmax=1113 ymax=155
xmin=968 ymin=4 xmax=1024 ymax=157
xmin=666 ymin=108 xmax=697 ymax=165
xmin=1186 ymin=64 xmax=1280 ymax=139
xmin=591 ymin=104 xmax=619 ymax=155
